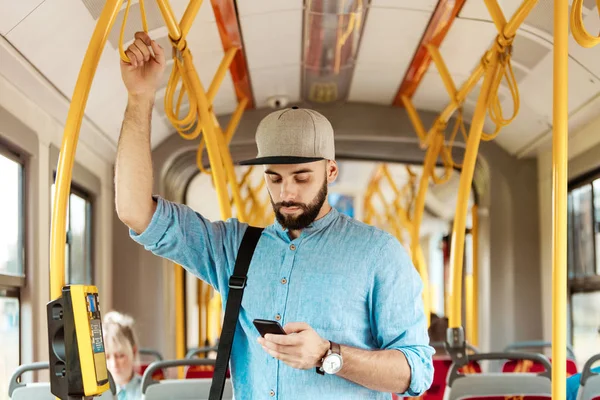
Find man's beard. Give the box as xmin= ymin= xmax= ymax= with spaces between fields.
xmin=271 ymin=178 xmax=328 ymax=230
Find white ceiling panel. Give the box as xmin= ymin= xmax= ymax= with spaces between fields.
xmin=251 ymin=65 xmax=301 ymax=108
xmin=239 ymin=10 xmax=302 ymax=71
xmin=370 ymin=0 xmax=437 ymax=12
xmin=438 ymin=18 xmax=496 ymax=81
xmin=348 ymin=64 xmax=402 ymax=104
xmin=6 ymin=0 xmax=126 ymax=135
xmin=236 ymin=0 xmax=303 ymax=17
xmin=354 ymin=7 xmax=431 ymax=67
xmin=186 ymin=21 xmax=227 ymax=55
xmin=518 ymin=52 xmax=600 ymax=119
xmin=169 ymin=0 xmax=216 ymax=23
xmin=459 ymin=0 xmax=524 ymax=22
xmin=0 ymin=0 xmax=45 ymax=35
xmin=413 ymin=71 xmax=462 ymax=113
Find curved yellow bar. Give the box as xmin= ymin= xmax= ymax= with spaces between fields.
xmin=50 ymin=0 xmax=123 ymax=300
xmin=155 ymin=0 xmax=182 ymax=42
xmin=182 ymin=50 xmax=232 ymax=220
xmin=553 ymin=0 xmax=568 ymax=397
xmin=180 ymin=0 xmax=205 ymax=38
xmin=448 ymin=52 xmax=500 ymax=328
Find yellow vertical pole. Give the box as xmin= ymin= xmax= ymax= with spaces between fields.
xmin=198 ymin=280 xmax=206 ymax=351
xmin=174 ymin=264 xmax=185 ymax=378
xmin=465 ymin=205 xmax=479 ymax=346
xmin=448 ymin=53 xmax=499 ymax=329
xmin=204 ymin=286 xmax=212 ymax=345
xmin=472 ymin=205 xmax=479 ymax=347
xmin=552 ymin=0 xmax=568 ymax=397
xmin=50 ymin=0 xmax=123 ymax=300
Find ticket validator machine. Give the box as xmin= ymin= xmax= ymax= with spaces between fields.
xmin=47 ymin=285 xmax=110 ymax=399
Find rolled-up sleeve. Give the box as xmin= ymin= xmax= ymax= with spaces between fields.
xmin=369 ymin=235 xmax=434 ymax=397
xmin=129 ymin=196 xmax=246 ymax=292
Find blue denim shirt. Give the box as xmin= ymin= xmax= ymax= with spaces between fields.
xmin=130 ymin=196 xmax=434 ymax=399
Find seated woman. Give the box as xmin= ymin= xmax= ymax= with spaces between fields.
xmin=103 ymin=311 xmax=142 ymax=400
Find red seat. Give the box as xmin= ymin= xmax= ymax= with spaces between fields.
xmin=393 ymin=357 xmax=481 ymax=400
xmin=184 ymin=364 xmax=230 ymax=379
xmin=502 ymin=358 xmax=578 ymax=376
xmin=135 ymin=364 xmax=165 ymax=381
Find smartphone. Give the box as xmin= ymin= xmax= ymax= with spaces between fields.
xmin=253 ymin=319 xmax=287 ymax=337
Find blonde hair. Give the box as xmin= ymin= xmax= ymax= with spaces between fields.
xmin=103 ymin=311 xmax=139 ymax=362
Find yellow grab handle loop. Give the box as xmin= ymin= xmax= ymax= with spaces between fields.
xmin=119 ymin=0 xmax=149 ymax=63
xmin=571 ymin=0 xmax=600 ymax=48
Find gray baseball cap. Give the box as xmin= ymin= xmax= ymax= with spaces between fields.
xmin=239 ymin=107 xmax=335 ymax=165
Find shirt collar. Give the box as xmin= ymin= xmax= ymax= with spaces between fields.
xmin=273 ymin=206 xmax=339 ymax=239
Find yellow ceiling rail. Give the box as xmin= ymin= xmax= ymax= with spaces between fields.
xmin=571 ymin=0 xmax=600 ymax=47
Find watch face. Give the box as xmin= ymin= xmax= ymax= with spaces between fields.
xmin=323 ymin=354 xmax=343 ymax=374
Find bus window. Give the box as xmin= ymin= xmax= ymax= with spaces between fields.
xmin=0 ymin=148 xmax=24 ymax=400
xmin=569 ymin=173 xmax=600 ymax=368
xmin=51 ymin=184 xmax=94 ymax=285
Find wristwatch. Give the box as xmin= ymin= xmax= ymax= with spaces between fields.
xmin=317 ymin=341 xmax=343 ymax=375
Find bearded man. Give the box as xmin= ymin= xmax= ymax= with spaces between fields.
xmin=115 ymin=31 xmax=434 ymax=400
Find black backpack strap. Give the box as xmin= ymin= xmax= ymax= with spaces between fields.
xmin=209 ymin=226 xmax=264 ymax=400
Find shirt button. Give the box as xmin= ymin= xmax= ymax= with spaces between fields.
xmin=270 ymin=390 xmax=275 ymax=396
xmin=281 ymin=278 xmax=287 ymax=284
xmin=275 ymin=314 xmax=281 ymax=321
xmin=289 ymin=244 xmax=296 ymax=250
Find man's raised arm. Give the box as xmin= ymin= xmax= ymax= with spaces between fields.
xmin=114 ymin=31 xmax=165 ymax=234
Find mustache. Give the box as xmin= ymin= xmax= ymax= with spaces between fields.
xmin=275 ymin=202 xmax=308 ymax=210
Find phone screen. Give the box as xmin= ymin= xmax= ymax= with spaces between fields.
xmin=253 ymin=319 xmax=287 ymax=337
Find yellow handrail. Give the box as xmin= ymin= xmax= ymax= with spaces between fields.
xmin=465 ymin=205 xmax=479 ymax=347
xmin=175 ymin=264 xmax=185 ymax=378
xmin=50 ymin=0 xmax=123 ymax=300
xmin=553 ymin=0 xmax=569 ymax=398
xmin=448 ymin=50 xmax=500 ymax=329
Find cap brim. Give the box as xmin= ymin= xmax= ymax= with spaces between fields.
xmin=238 ymin=156 xmax=324 ymax=166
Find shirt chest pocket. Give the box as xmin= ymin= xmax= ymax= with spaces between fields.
xmin=290 ymin=272 xmax=368 ymax=332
